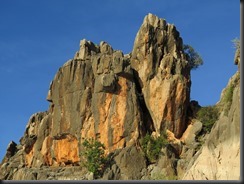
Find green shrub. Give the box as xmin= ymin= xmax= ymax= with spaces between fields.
xmin=82 ymin=138 xmax=107 ymax=178
xmin=141 ymin=133 xmax=168 ymax=163
xmin=196 ymin=106 xmax=219 ymax=133
xmin=223 ymin=83 xmax=235 ymax=115
xmin=224 ymin=84 xmax=234 ymax=103
xmin=183 ymin=44 xmax=203 ymax=70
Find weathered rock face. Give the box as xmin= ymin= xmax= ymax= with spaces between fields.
xmin=0 ymin=39 xmax=146 ymax=179
xmin=182 ymin=60 xmax=240 ymax=180
xmin=103 ymin=146 xmax=147 ymax=180
xmin=31 ymin=40 xmax=145 ymax=167
xmin=131 ymin=13 xmax=190 ymax=138
xmin=0 ymin=13 xmax=204 ymax=180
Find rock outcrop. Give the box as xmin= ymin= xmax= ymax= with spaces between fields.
xmin=131 ymin=14 xmax=191 ymax=138
xmin=46 ymin=39 xmax=143 ymax=156
xmin=0 ymin=13 xmax=240 ymax=180
xmin=181 ymin=46 xmax=241 ymax=180
xmin=182 ymin=74 xmax=240 ymax=180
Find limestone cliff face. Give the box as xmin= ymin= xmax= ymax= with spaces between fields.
xmin=0 ymin=14 xmax=209 ymax=180
xmin=131 ymin=14 xmax=190 ymax=138
xmin=182 ymin=53 xmax=240 ymax=180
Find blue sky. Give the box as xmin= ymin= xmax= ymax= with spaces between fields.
xmin=0 ymin=0 xmax=240 ymax=160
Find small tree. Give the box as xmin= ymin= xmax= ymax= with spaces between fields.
xmin=82 ymin=138 xmax=107 ymax=178
xmin=141 ymin=133 xmax=168 ymax=163
xmin=183 ymin=44 xmax=203 ymax=70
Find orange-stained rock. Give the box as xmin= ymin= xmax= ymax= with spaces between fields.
xmin=44 ymin=39 xmax=144 ymax=157
xmin=53 ymin=134 xmax=80 ymax=165
xmin=41 ymin=136 xmax=53 ymax=166
xmin=25 ymin=148 xmax=34 ymax=167
xmin=9 ymin=14 xmax=190 ymax=171
xmin=166 ymin=129 xmax=182 ymax=155
xmin=81 ymin=75 xmax=140 ymax=154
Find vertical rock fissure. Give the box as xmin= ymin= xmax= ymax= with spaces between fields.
xmin=132 ymin=69 xmax=155 ymax=133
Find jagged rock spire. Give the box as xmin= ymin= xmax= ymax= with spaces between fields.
xmin=131 ymin=13 xmax=190 ymax=138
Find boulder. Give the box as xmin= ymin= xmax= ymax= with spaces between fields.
xmin=113 ymin=146 xmax=147 ymax=180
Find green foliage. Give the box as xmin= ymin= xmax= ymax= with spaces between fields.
xmin=223 ymin=83 xmax=235 ymax=115
xmin=82 ymin=138 xmax=107 ymax=178
xmin=183 ymin=44 xmax=203 ymax=70
xmin=221 ymin=68 xmax=239 ymax=115
xmin=141 ymin=133 xmax=168 ymax=163
xmin=196 ymin=106 xmax=219 ymax=133
xmin=224 ymin=84 xmax=234 ymax=103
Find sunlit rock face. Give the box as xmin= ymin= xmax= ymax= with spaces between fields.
xmin=37 ymin=39 xmax=144 ymax=166
xmin=131 ymin=13 xmax=191 ymax=138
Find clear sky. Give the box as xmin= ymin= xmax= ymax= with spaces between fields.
xmin=0 ymin=0 xmax=240 ymax=160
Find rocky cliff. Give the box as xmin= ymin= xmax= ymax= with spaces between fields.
xmin=0 ymin=13 xmax=240 ymax=180
xmin=131 ymin=14 xmax=190 ymax=139
xmin=181 ymin=48 xmax=240 ymax=180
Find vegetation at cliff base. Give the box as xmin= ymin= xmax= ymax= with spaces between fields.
xmin=82 ymin=138 xmax=107 ymax=178
xmin=141 ymin=133 xmax=168 ymax=163
xmin=196 ymin=106 xmax=219 ymax=133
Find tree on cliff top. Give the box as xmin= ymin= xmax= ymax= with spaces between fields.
xmin=183 ymin=44 xmax=203 ymax=70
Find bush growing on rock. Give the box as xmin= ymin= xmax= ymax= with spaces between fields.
xmin=222 ymin=73 xmax=240 ymax=115
xmin=141 ymin=133 xmax=168 ymax=163
xmin=81 ymin=138 xmax=107 ymax=178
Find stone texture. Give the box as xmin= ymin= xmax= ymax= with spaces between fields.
xmin=140 ymin=147 xmax=178 ymax=180
xmin=41 ymin=39 xmax=144 ymax=165
xmin=113 ymin=146 xmax=147 ymax=180
xmin=180 ymin=119 xmax=202 ymax=145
